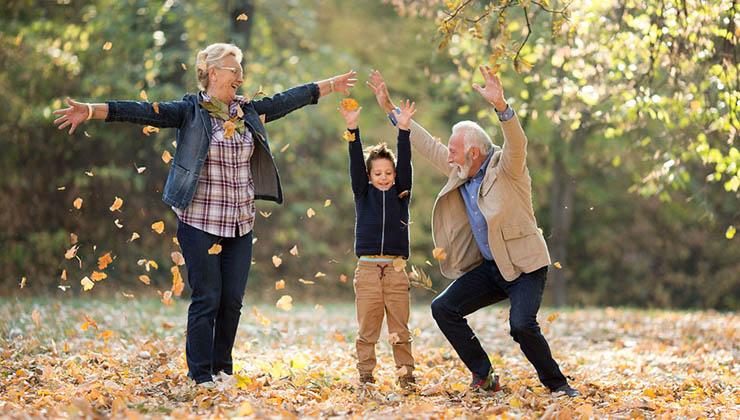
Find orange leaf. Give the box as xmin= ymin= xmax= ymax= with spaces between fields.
xmin=73 ymin=197 xmax=83 ymax=209
xmin=91 ymin=271 xmax=107 ymax=281
xmin=275 ymin=279 xmax=285 ymax=290
xmin=171 ymin=266 xmax=184 ymax=296
xmin=236 ymin=13 xmax=249 ymax=21
xmin=161 ymin=150 xmax=172 ymax=163
xmin=102 ymin=41 xmax=112 ymax=50
xmin=109 ymin=196 xmax=123 ymax=212
xmin=97 ymin=252 xmax=113 ymax=270
xmin=207 ymin=244 xmax=222 ymax=255
xmin=152 ymin=102 xmax=159 ymax=114
xmin=432 ymin=247 xmax=447 ymax=261
xmin=139 ymin=90 xmax=148 ymax=101
xmin=151 ymin=221 xmax=165 ymax=234
xmin=142 ymin=126 xmax=160 ymax=136
xmin=171 ymin=251 xmax=185 ymax=266
xmin=340 ymin=98 xmax=359 ymax=111
xmin=138 ymin=275 xmax=151 ymax=285
xmin=272 ymin=255 xmax=282 ymax=268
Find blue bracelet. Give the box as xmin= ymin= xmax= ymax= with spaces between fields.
xmin=387 ymin=106 xmax=401 ymax=126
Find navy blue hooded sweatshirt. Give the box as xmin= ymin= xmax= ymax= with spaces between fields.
xmin=348 ymin=128 xmax=412 ymax=258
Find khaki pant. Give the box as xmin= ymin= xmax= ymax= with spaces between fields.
xmin=353 ymin=260 xmax=414 ymax=376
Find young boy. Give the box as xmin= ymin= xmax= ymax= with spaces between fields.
xmin=339 ymin=99 xmax=417 ymax=391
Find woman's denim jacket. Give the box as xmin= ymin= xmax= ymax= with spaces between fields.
xmin=105 ymin=83 xmax=319 ymax=209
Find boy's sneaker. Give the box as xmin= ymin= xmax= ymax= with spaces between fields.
xmin=470 ymin=368 xmax=501 ymax=392
xmin=359 ymin=373 xmax=375 ymax=385
xmin=398 ymin=374 xmax=417 ymax=392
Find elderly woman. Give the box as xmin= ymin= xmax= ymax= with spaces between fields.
xmin=53 ymin=43 xmax=356 ymax=386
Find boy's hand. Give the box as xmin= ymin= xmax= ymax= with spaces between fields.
xmin=338 ymin=104 xmax=362 ymax=130
xmin=396 ymin=99 xmax=416 ymax=131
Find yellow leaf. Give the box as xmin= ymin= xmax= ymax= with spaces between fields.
xmin=91 ymin=271 xmax=107 ymax=281
xmin=114 ymin=219 xmax=123 ymax=228
xmin=342 ymin=130 xmax=356 ymax=142
xmin=142 ymin=126 xmax=160 ymax=136
xmin=207 ymin=244 xmax=222 ymax=255
xmin=726 ymin=225 xmax=736 ymax=239
xmin=260 ymin=211 xmax=272 ymax=218
xmin=102 ymin=41 xmax=112 ymax=50
xmin=340 ymin=98 xmax=359 ymax=111
xmin=547 ymin=312 xmax=559 ymax=323
xmin=98 ymin=330 xmax=114 ymax=342
xmin=314 ymin=272 xmax=326 ymax=278
xmin=272 ymin=255 xmax=282 ymax=267
xmin=81 ymin=276 xmax=94 ymax=291
xmin=553 ymin=261 xmax=562 ymax=269
xmin=152 ymin=102 xmax=159 ymax=114
xmin=289 ymin=245 xmax=298 ymax=256
xmin=393 ymin=257 xmax=407 ymax=272
xmin=306 ymin=208 xmax=316 ymax=218
xmin=109 ymin=196 xmax=123 ymax=212
xmin=122 ymin=291 xmax=134 ymax=298
xmin=171 ymin=266 xmax=184 ymax=296
xmin=298 ymin=278 xmax=314 ymax=285
xmin=138 ymin=275 xmax=151 ymax=285
xmin=413 ymin=327 xmax=421 ymax=336
xmin=181 ymin=63 xmax=187 ymax=71
xmin=151 ymin=221 xmax=165 ymax=234
xmin=450 ymin=382 xmax=468 ymax=392
xmin=161 ymin=150 xmax=172 ymax=163
xmin=73 ymin=197 xmax=83 ymax=209
xmin=171 ymin=251 xmax=185 ymax=265
xmin=236 ymin=402 xmax=254 ymax=416
xmin=128 ymin=232 xmax=140 ymax=242
xmin=432 ymin=247 xmax=447 ymax=261
xmin=276 ymin=295 xmax=293 ymax=311
xmin=251 ymin=306 xmax=271 ymax=327
xmin=236 ymin=13 xmax=249 ymax=21
xmin=81 ymin=315 xmax=98 ymax=330
xmin=324 ymin=199 xmax=332 ymax=207
xmin=508 ymin=396 xmax=523 ymax=408
xmin=275 ymin=279 xmax=285 ymax=290
xmin=139 ymin=90 xmax=148 ymax=101
xmin=223 ymin=120 xmax=236 ymax=139
xmin=280 ymin=143 xmax=290 ymax=153
xmin=97 ymin=252 xmax=113 ymax=270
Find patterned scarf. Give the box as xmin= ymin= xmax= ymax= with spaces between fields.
xmin=199 ymin=95 xmax=245 ymax=139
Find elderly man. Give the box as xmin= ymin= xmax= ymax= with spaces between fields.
xmin=367 ymin=67 xmax=579 ymax=397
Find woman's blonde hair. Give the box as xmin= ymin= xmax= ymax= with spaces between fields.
xmin=195 ymin=43 xmax=243 ymax=91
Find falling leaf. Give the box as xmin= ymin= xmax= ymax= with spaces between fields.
xmin=260 ymin=211 xmax=272 ymax=218
xmin=324 ymin=199 xmax=332 ymax=207
xmin=342 ymin=130 xmax=356 ymax=142
xmin=314 ymin=272 xmax=326 ymax=278
xmin=333 ymin=331 xmax=345 ymax=342
xmin=251 ymin=306 xmax=270 ymax=327
xmin=121 ymin=291 xmax=134 ymax=298
xmin=553 ymin=261 xmax=562 ymax=269
xmin=161 ymin=290 xmax=173 ymax=305
xmin=432 ymin=247 xmax=447 ymax=261
xmin=152 ymin=102 xmax=159 ymax=113
xmin=272 ymin=255 xmax=282 ymax=268
xmin=91 ymin=271 xmax=107 ymax=281
xmin=98 ymin=330 xmax=114 ymax=343
xmin=340 ymin=98 xmax=359 ymax=111
xmin=135 ymin=164 xmax=146 ymax=174
xmin=19 ymin=277 xmax=27 ymax=288
xmin=171 ymin=251 xmax=185 ymax=266
xmin=138 ymin=275 xmax=151 ymax=285
xmin=276 ymin=295 xmax=293 ymax=311
xmin=223 ymin=120 xmax=236 ymax=139
xmin=114 ymin=219 xmax=123 ymax=228
xmin=171 ymin=266 xmax=184 ymax=296
xmin=208 ymin=244 xmax=222 ymax=255
xmin=236 ymin=13 xmax=249 ymax=21
xmin=128 ymin=232 xmax=140 ymax=242
xmin=306 ymin=208 xmax=316 ymax=218
xmin=161 ymin=150 xmax=172 ymax=163
xmin=31 ymin=309 xmax=41 ymax=328
xmin=65 ymin=245 xmax=80 ymax=260
xmin=289 ymin=245 xmax=299 ymax=256
xmin=298 ymin=278 xmax=314 ymax=285
xmin=109 ymin=197 xmax=123 ymax=212
xmin=139 ymin=90 xmax=148 ymax=101
xmin=81 ymin=276 xmax=94 ymax=291
xmin=81 ymin=315 xmax=98 ymax=331
xmin=275 ymin=279 xmax=285 ymax=290
xmin=73 ymin=198 xmax=83 ymax=209
xmin=413 ymin=327 xmax=421 ymax=337
xmin=280 ymin=143 xmax=290 ymax=153
xmin=102 ymin=41 xmax=112 ymax=50
xmin=57 ymin=186 xmax=66 ymax=190
xmin=97 ymin=252 xmax=113 ymax=270
xmin=726 ymin=225 xmax=736 ymax=239
xmin=393 ymin=257 xmax=407 ymax=272
xmin=151 ymin=221 xmax=165 ymax=234
xmin=142 ymin=126 xmax=159 ymax=136
xmin=181 ymin=63 xmax=187 ymax=71
xmin=339 ymin=274 xmax=348 ymax=283
xmin=547 ymin=312 xmax=560 ymax=323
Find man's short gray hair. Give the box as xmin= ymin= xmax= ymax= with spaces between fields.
xmin=451 ymin=120 xmax=493 ymax=155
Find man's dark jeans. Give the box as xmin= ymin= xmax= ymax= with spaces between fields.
xmin=177 ymin=220 xmax=253 ymax=384
xmin=430 ymin=260 xmax=568 ymax=390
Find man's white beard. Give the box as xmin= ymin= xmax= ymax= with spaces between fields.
xmin=450 ymin=153 xmax=473 ymax=178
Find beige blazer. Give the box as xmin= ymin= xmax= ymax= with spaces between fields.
xmin=409 ymin=114 xmax=550 ymax=281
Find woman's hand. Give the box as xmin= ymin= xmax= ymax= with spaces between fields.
xmin=338 ymin=104 xmax=362 ymax=130
xmin=319 ymin=70 xmax=357 ymax=97
xmin=366 ymin=69 xmax=394 ymax=113
xmin=396 ymin=99 xmax=416 ymax=131
xmin=52 ymin=98 xmax=90 ymax=135
xmin=472 ymin=65 xmax=507 ymax=111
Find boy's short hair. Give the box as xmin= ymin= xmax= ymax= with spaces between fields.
xmin=364 ymin=143 xmax=396 ymax=173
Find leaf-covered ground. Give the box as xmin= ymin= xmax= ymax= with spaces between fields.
xmin=0 ymin=298 xmax=737 ymax=418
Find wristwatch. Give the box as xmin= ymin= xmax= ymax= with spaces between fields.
xmin=387 ymin=106 xmax=401 ymax=126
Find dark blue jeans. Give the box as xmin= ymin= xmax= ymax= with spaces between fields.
xmin=431 ymin=261 xmax=567 ymax=390
xmin=177 ymin=220 xmax=253 ymax=384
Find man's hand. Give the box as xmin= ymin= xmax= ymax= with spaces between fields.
xmin=472 ymin=65 xmax=507 ymax=112
xmin=366 ymin=69 xmax=395 ymax=113
xmin=396 ymin=99 xmax=416 ymax=131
